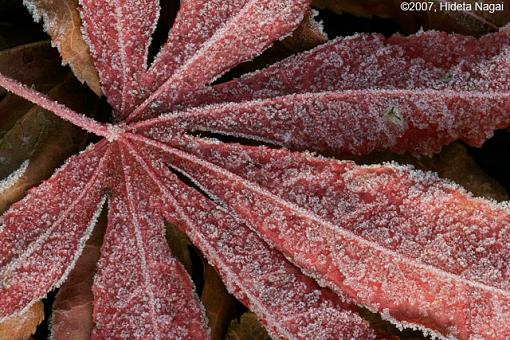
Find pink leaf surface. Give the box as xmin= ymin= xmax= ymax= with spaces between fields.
xmin=80 ymin=0 xmax=159 ymax=117
xmin=122 ymin=138 xmax=376 ymax=339
xmin=181 ymin=30 xmax=510 ymax=108
xmin=128 ymin=0 xmax=310 ymax=121
xmin=135 ymin=29 xmax=510 ymax=156
xmin=137 ymin=88 xmax=510 ymax=156
xmin=92 ymin=142 xmax=209 ymax=339
xmin=134 ymin=134 xmax=510 ymax=339
xmin=0 ymin=143 xmax=109 ymax=320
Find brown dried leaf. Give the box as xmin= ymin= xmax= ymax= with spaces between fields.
xmin=282 ymin=10 xmax=328 ymax=52
xmin=165 ymin=222 xmax=193 ymax=274
xmin=0 ymin=41 xmax=68 ymax=137
xmin=425 ymin=0 xmax=510 ymax=35
xmin=23 ymin=0 xmax=101 ymax=94
xmin=51 ymin=211 xmax=106 ymax=340
xmin=0 ymin=75 xmax=97 ymax=213
xmin=0 ymin=75 xmax=95 ymax=211
xmin=201 ymin=263 xmax=238 ymax=340
xmin=0 ymin=301 xmax=44 ymax=340
xmin=312 ymin=0 xmax=400 ymax=19
xmin=226 ymin=312 xmax=270 ymax=340
xmin=0 ymin=42 xmax=93 ymax=213
xmin=417 ymin=142 xmax=508 ymax=200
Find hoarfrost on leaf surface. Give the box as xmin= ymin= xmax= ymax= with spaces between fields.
xmin=1 ymin=0 xmax=510 ymax=339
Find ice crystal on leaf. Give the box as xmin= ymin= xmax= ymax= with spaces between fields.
xmin=1 ymin=0 xmax=510 ymax=339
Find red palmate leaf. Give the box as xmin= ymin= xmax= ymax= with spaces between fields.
xmin=0 ymin=143 xmax=108 ymax=320
xmin=129 ymin=0 xmax=310 ymax=121
xmin=1 ymin=0 xmax=510 ymax=338
xmin=122 ymin=139 xmax=375 ymax=338
xmin=136 ymin=134 xmax=510 ymax=338
xmin=138 ymin=30 xmax=510 ymax=156
xmin=181 ymin=30 xmax=510 ymax=108
xmin=80 ymin=0 xmax=159 ymax=117
xmin=92 ymin=142 xmax=209 ymax=338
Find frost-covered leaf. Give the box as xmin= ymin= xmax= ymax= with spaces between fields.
xmin=80 ymin=0 xmax=159 ymax=117
xmin=123 ymin=137 xmax=376 ymax=339
xmin=140 ymin=30 xmax=510 ymax=157
xmin=92 ymin=142 xmax=209 ymax=338
xmin=22 ymin=0 xmax=101 ymax=94
xmin=2 ymin=1 xmax=510 ymax=339
xmin=148 ymin=136 xmax=510 ymax=338
xmin=351 ymin=142 xmax=509 ymax=201
xmin=0 ymin=144 xmax=108 ymax=320
xmin=130 ymin=0 xmax=310 ymax=121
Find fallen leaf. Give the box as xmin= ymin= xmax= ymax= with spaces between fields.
xmin=312 ymin=0 xmax=400 ymax=18
xmin=425 ymin=0 xmax=510 ymax=35
xmin=226 ymin=313 xmax=270 ymax=340
xmin=22 ymin=0 xmax=101 ymax=94
xmin=0 ymin=41 xmax=67 ymax=138
xmin=50 ymin=211 xmax=106 ymax=340
xmin=282 ymin=9 xmax=328 ymax=52
xmin=0 ymin=301 xmax=43 ymax=340
xmin=165 ymin=222 xmax=193 ymax=274
xmin=3 ymin=1 xmax=510 ymax=338
xmin=201 ymin=263 xmax=239 ymax=340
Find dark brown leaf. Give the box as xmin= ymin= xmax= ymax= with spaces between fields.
xmin=50 ymin=211 xmax=106 ymax=340
xmin=201 ymin=263 xmax=239 ymax=340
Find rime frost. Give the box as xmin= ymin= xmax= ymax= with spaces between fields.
xmin=1 ymin=0 xmax=510 ymax=339
xmin=0 ymin=160 xmax=29 ymax=195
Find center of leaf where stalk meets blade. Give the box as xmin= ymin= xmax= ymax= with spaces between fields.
xmin=105 ymin=123 xmax=126 ymax=142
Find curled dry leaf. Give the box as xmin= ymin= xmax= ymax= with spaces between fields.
xmin=22 ymin=0 xmax=101 ymax=94
xmin=226 ymin=312 xmax=271 ymax=340
xmin=0 ymin=300 xmax=43 ymax=340
xmin=282 ymin=9 xmax=328 ymax=52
